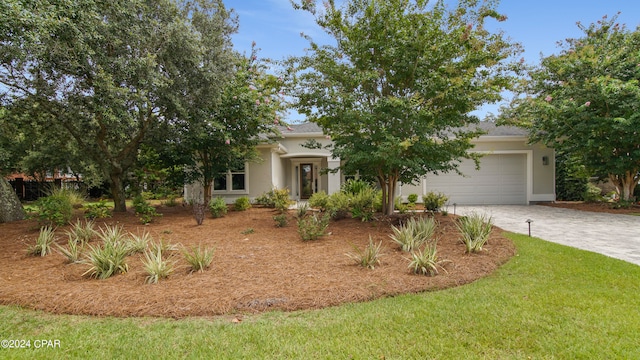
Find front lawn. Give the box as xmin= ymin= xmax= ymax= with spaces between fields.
xmin=1 ymin=233 xmax=639 ymax=359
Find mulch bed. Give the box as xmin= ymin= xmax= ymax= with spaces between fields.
xmin=540 ymin=201 xmax=640 ymax=215
xmin=0 ymin=206 xmax=516 ymax=318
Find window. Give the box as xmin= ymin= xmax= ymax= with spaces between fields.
xmin=213 ymin=165 xmax=247 ymax=192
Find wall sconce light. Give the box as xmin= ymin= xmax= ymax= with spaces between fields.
xmin=542 ymin=156 xmax=549 ymax=166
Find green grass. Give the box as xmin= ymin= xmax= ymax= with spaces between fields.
xmin=1 ymin=233 xmax=640 ymax=359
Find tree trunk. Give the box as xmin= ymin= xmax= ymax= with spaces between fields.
xmin=109 ymin=173 xmax=127 ymax=212
xmin=378 ymin=173 xmax=398 ymax=216
xmin=203 ymin=179 xmax=212 ymax=207
xmin=610 ymin=171 xmax=639 ymax=201
xmin=0 ymin=178 xmax=25 ymax=223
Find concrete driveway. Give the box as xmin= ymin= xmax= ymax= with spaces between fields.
xmin=455 ymin=205 xmax=640 ymax=266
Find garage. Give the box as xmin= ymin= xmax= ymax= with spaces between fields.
xmin=423 ymin=153 xmax=528 ymax=205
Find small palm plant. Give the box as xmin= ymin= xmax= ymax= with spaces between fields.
xmin=346 ymin=237 xmax=384 ymax=269
xmin=457 ymin=212 xmax=493 ymax=253
xmin=27 ymin=226 xmax=56 ymax=256
xmin=142 ymin=247 xmax=175 ymax=284
xmin=182 ymin=244 xmax=215 ymax=273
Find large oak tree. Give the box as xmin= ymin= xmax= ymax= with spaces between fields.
xmin=287 ymin=0 xmax=521 ymax=214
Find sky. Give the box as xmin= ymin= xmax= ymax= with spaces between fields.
xmin=222 ymin=0 xmax=640 ymax=122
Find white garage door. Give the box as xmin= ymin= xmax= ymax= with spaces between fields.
xmin=424 ymin=154 xmax=527 ymax=205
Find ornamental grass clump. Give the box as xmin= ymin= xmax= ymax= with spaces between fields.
xmin=83 ymin=239 xmax=129 ymax=279
xmin=346 ymin=237 xmax=384 ymax=269
xmin=457 ymin=212 xmax=493 ymax=253
xmin=126 ymin=231 xmax=153 ymax=255
xmin=28 ymin=226 xmax=56 ymax=256
xmin=408 ymin=243 xmax=442 ymax=276
xmin=66 ymin=219 xmax=97 ymax=244
xmin=297 ymin=213 xmax=330 ymax=241
xmin=182 ymin=244 xmax=215 ymax=273
xmin=142 ymin=247 xmax=175 ymax=284
xmin=390 ymin=217 xmax=437 ymax=252
xmin=56 ymin=234 xmax=85 ymax=263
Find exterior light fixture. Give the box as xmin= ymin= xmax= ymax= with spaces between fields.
xmin=453 ymin=203 xmax=457 ymax=216
xmin=542 ymin=156 xmax=549 ymax=166
xmin=525 ymin=219 xmax=533 ymax=237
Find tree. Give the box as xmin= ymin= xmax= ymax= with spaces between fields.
xmin=500 ymin=14 xmax=640 ymax=201
xmin=287 ymin=0 xmax=521 ymax=215
xmin=0 ymin=0 xmax=237 ymax=211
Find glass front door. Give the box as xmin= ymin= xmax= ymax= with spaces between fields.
xmin=300 ymin=163 xmax=314 ymax=199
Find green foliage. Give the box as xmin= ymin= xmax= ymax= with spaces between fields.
xmin=308 ymin=191 xmax=330 ymax=211
xmin=241 ymin=228 xmax=255 ymax=235
xmin=583 ymin=183 xmax=604 ymax=203
xmin=296 ymin=202 xmax=309 ymax=218
xmin=162 ymin=195 xmax=179 ymax=207
xmin=209 ymin=197 xmax=228 ymax=218
xmin=0 ymin=0 xmax=239 ymax=212
xmin=35 ymin=194 xmax=73 ymax=226
xmin=27 ymin=226 xmax=56 ymax=256
xmin=555 ymin=150 xmax=589 ymax=201
xmin=149 ymin=238 xmax=179 ymax=254
xmin=47 ymin=187 xmax=85 ymax=208
xmin=394 ymin=198 xmax=409 ymax=214
xmin=233 ymin=196 xmax=251 ymax=211
xmin=408 ymin=243 xmax=442 ymax=276
xmin=390 ymin=217 xmax=437 ymax=252
xmin=133 ymin=195 xmax=162 ymax=224
xmin=84 ymin=201 xmax=112 ymax=219
xmin=350 ymin=187 xmax=377 ymax=221
xmin=327 ymin=192 xmax=350 ymax=220
xmin=457 ymin=213 xmax=493 ymax=253
xmin=255 ymin=188 xmax=292 ymax=212
xmin=142 ymin=247 xmax=175 ymax=284
xmin=297 ymin=213 xmax=330 ymax=241
xmin=182 ymin=244 xmax=215 ymax=273
xmin=55 ymin=234 xmax=85 ymax=264
xmin=273 ymin=213 xmax=289 ymax=228
xmin=341 ymin=179 xmax=372 ymax=195
xmin=501 ymin=14 xmax=640 ymax=201
xmin=345 ymin=237 xmax=384 ymax=269
xmin=423 ymin=192 xmax=449 ymax=212
xmin=407 ymin=194 xmax=419 ymax=205
xmin=290 ymin=0 xmax=520 ymax=214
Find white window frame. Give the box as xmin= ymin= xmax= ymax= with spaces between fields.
xmin=212 ymin=163 xmax=249 ymax=195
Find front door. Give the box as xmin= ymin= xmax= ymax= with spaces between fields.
xmin=300 ymin=163 xmax=314 ymax=199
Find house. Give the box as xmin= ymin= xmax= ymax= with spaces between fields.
xmin=184 ymin=122 xmax=555 ymax=205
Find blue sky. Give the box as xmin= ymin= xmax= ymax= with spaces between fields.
xmin=223 ymin=0 xmax=640 ymax=121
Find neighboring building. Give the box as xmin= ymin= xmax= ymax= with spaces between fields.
xmin=184 ymin=122 xmax=555 ymax=205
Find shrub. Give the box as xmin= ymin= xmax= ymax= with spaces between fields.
xmin=327 ymin=192 xmax=350 ymax=219
xmin=84 ymin=200 xmax=112 ymax=219
xmin=47 ymin=186 xmax=85 ymax=208
xmin=35 ymin=194 xmax=73 ymax=226
xmin=133 ymin=195 xmax=162 ymax=224
xmin=182 ymin=244 xmax=215 ymax=273
xmin=27 ymin=226 xmax=56 ymax=256
xmin=162 ymin=195 xmax=179 ymax=207
xmin=341 ymin=179 xmax=373 ymax=195
xmin=346 ymin=237 xmax=384 ymax=269
xmin=408 ymin=243 xmax=442 ymax=276
xmin=273 ymin=213 xmax=288 ymax=227
xmin=97 ymin=224 xmax=128 ymax=245
xmin=308 ymin=191 xmax=330 ymax=211
xmin=255 ymin=188 xmax=291 ymax=211
xmin=423 ymin=191 xmax=448 ymax=212
xmin=234 ymin=196 xmax=251 ymax=211
xmin=56 ymin=234 xmax=85 ymax=263
xmin=297 ymin=213 xmax=330 ymax=241
xmin=83 ymin=240 xmax=129 ymax=279
xmin=142 ymin=247 xmax=175 ymax=284
xmin=407 ymin=193 xmax=419 ymax=204
xmin=395 ymin=197 xmax=409 ymax=214
xmin=457 ymin=212 xmax=493 ymax=253
xmin=583 ymin=183 xmax=603 ymax=203
xmin=350 ymin=187 xmax=377 ymax=221
xmin=389 ymin=217 xmax=437 ymax=252
xmin=209 ymin=197 xmax=228 ymax=218
xmin=66 ymin=219 xmax=97 ymax=244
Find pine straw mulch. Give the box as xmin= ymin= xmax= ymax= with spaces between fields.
xmin=0 ymin=206 xmax=515 ymax=318
xmin=540 ymin=201 xmax=640 ymax=215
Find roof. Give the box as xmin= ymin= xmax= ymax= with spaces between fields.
xmin=280 ymin=121 xmax=528 ymax=137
